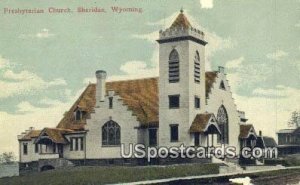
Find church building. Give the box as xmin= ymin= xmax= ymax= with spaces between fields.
xmin=18 ymin=10 xmax=259 ymax=172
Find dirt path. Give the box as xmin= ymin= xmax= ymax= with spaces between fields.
xmin=252 ymin=172 xmax=300 ymax=185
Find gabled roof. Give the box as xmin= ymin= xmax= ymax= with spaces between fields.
xmin=106 ymin=78 xmax=159 ymax=127
xmin=239 ymin=124 xmax=257 ymax=139
xmin=257 ymin=136 xmax=277 ymax=148
xmin=170 ymin=11 xmax=191 ymax=29
xmin=262 ymin=136 xmax=277 ymax=147
xmin=190 ymin=113 xmax=221 ymax=134
xmin=56 ymin=83 xmax=97 ymax=130
xmin=19 ymin=130 xmax=42 ymax=141
xmin=277 ymin=129 xmax=295 ymax=134
xmin=35 ymin=128 xmax=73 ymax=144
xmin=56 ymin=73 xmax=218 ymax=130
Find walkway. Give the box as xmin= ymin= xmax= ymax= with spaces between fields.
xmin=110 ymin=166 xmax=300 ymax=185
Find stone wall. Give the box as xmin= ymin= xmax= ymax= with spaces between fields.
xmin=0 ymin=163 xmax=19 ymax=178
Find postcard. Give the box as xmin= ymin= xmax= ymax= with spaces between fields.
xmin=0 ymin=0 xmax=299 ymax=184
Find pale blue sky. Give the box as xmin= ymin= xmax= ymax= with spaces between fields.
xmin=0 ymin=0 xmax=299 ymax=154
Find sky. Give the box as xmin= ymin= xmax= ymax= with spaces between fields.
xmin=0 ymin=0 xmax=299 ymax=156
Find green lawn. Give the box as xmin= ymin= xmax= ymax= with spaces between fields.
xmin=0 ymin=163 xmax=219 ymax=185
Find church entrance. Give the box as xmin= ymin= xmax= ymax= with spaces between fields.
xmin=149 ymin=128 xmax=157 ymax=146
xmin=194 ymin=133 xmax=200 ymax=146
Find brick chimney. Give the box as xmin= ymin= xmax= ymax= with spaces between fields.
xmin=95 ymin=70 xmax=107 ymax=106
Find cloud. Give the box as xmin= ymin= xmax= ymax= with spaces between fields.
xmin=17 ymin=101 xmax=40 ymax=113
xmin=234 ymin=86 xmax=300 ymax=140
xmin=252 ymin=85 xmax=292 ymax=98
xmin=266 ymin=50 xmax=288 ymax=61
xmin=135 ymin=11 xmax=236 ymax=70
xmin=0 ymin=55 xmax=9 ymax=69
xmin=0 ymin=56 xmax=67 ymax=99
xmin=226 ymin=58 xmax=273 ymax=93
xmin=39 ymin=98 xmax=63 ymax=106
xmin=132 ymin=31 xmax=158 ymax=43
xmin=146 ymin=11 xmax=179 ymax=27
xmin=225 ymin=56 xmax=300 ymax=139
xmin=36 ymin=28 xmax=54 ymax=38
xmin=0 ymin=93 xmax=77 ymax=156
xmin=225 ymin=57 xmax=244 ymax=69
xmin=199 ymin=0 xmax=214 ymax=9
xmin=84 ymin=48 xmax=159 ymax=83
xmin=19 ymin=28 xmax=55 ymax=39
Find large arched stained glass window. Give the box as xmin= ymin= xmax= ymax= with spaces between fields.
xmin=194 ymin=51 xmax=200 ymax=83
xmin=217 ymin=105 xmax=229 ymax=144
xmin=102 ymin=120 xmax=121 ymax=146
xmin=169 ymin=49 xmax=180 ymax=83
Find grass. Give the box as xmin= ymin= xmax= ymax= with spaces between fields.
xmin=0 ymin=163 xmax=219 ymax=185
xmin=265 ymin=154 xmax=300 ymax=166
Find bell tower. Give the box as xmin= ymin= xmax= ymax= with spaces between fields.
xmin=157 ymin=10 xmax=208 ymax=146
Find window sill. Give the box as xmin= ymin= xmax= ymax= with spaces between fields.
xmin=170 ymin=140 xmax=179 ymax=143
xmin=70 ymin=150 xmax=84 ymax=152
xmin=169 ymin=107 xmax=180 ymax=109
xmin=102 ymin=145 xmax=121 ymax=147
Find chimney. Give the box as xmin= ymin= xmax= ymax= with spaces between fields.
xmin=95 ymin=70 xmax=107 ymax=106
xmin=259 ymin=130 xmax=262 ymax=137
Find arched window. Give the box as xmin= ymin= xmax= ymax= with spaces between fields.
xmin=220 ymin=80 xmax=226 ymax=90
xmin=194 ymin=51 xmax=200 ymax=83
xmin=217 ymin=105 xmax=229 ymax=144
xmin=102 ymin=120 xmax=121 ymax=146
xmin=169 ymin=49 xmax=180 ymax=83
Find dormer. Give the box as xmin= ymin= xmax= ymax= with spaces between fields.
xmin=74 ymin=107 xmax=87 ymax=122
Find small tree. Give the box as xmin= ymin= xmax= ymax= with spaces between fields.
xmin=0 ymin=152 xmax=16 ymax=164
xmin=288 ymin=110 xmax=300 ymax=128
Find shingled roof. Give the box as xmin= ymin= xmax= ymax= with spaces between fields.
xmin=190 ymin=113 xmax=213 ymax=133
xmin=190 ymin=113 xmax=221 ymax=134
xmin=19 ymin=130 xmax=41 ymax=141
xmin=256 ymin=136 xmax=277 ymax=148
xmin=56 ymin=72 xmax=218 ymax=130
xmin=170 ymin=10 xmax=191 ymax=29
xmin=35 ymin=128 xmax=73 ymax=144
xmin=239 ymin=124 xmax=257 ymax=139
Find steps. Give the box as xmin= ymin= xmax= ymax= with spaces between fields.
xmin=212 ymin=157 xmax=244 ymax=174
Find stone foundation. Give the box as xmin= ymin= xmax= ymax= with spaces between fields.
xmin=19 ymin=157 xmax=212 ymax=174
xmin=19 ymin=161 xmax=39 ymax=175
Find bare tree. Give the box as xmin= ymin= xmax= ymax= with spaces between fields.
xmin=288 ymin=110 xmax=300 ymax=128
xmin=0 ymin=152 xmax=16 ymax=164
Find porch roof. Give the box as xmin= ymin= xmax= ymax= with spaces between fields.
xmin=189 ymin=113 xmax=221 ymax=134
xmin=239 ymin=124 xmax=257 ymax=139
xmin=35 ymin=128 xmax=74 ymax=144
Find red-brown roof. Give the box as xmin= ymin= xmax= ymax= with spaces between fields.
xmin=19 ymin=130 xmax=41 ymax=141
xmin=239 ymin=124 xmax=256 ymax=139
xmin=190 ymin=113 xmax=214 ymax=133
xmin=36 ymin=128 xmax=74 ymax=144
xmin=56 ymin=72 xmax=218 ymax=130
xmin=170 ymin=11 xmax=191 ymax=29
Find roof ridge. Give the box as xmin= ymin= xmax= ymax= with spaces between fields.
xmin=56 ymin=84 xmax=92 ymax=129
xmin=106 ymin=77 xmax=159 ymax=83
